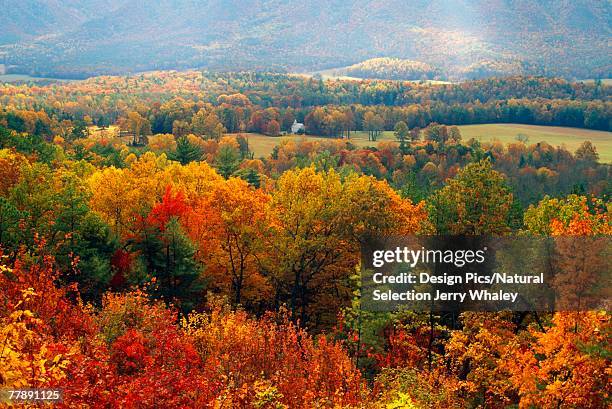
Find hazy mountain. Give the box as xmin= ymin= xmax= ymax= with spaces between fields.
xmin=1 ymin=0 xmax=610 ymax=79
xmin=0 ymin=0 xmax=128 ymax=44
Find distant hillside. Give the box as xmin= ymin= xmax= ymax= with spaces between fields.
xmin=0 ymin=0 xmax=127 ymax=45
xmin=1 ymin=0 xmax=610 ymax=79
xmin=323 ymin=58 xmax=444 ymax=81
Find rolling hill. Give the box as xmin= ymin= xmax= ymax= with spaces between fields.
xmin=1 ymin=0 xmax=610 ymax=79
xmin=318 ymin=58 xmax=445 ymax=81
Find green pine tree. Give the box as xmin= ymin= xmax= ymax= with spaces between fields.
xmin=242 ymin=168 xmax=261 ymax=188
xmin=134 ymin=218 xmax=205 ymax=312
xmin=170 ymin=136 xmax=202 ymax=165
xmin=215 ymin=144 xmax=241 ymax=179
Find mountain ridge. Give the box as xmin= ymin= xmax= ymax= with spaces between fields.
xmin=1 ymin=0 xmax=610 ymax=79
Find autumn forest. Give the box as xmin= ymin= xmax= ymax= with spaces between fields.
xmin=0 ymin=69 xmax=610 ymax=408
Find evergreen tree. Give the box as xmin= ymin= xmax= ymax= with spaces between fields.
xmin=133 ymin=218 xmax=204 ymax=312
xmin=70 ymin=120 xmax=89 ymax=140
xmin=238 ymin=168 xmax=261 ymax=188
xmin=215 ymin=144 xmax=240 ymax=179
xmin=69 ymin=213 xmax=118 ymax=301
xmin=53 ymin=177 xmax=118 ymax=300
xmin=170 ymin=137 xmax=202 ymax=165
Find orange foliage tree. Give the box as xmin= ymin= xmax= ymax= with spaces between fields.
xmin=185 ymin=177 xmax=272 ymax=308
xmin=505 ymin=195 xmax=611 ymax=408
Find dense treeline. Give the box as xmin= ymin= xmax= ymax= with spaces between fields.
xmin=0 ymin=73 xmax=610 ymax=141
xmin=213 ymin=73 xmax=611 ymax=106
xmin=299 ymin=99 xmax=610 ymax=136
xmin=0 ymin=71 xmax=608 ymax=209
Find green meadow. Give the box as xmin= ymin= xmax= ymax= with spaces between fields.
xmin=241 ymin=124 xmax=612 ymax=163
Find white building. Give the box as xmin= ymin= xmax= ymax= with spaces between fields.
xmin=290 ymin=119 xmax=305 ymax=134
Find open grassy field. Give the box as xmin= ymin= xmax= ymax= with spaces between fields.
xmin=241 ymin=131 xmax=399 ymax=157
xmin=239 ymin=124 xmax=612 ymax=163
xmin=577 ymin=78 xmax=612 ymax=85
xmin=88 ymin=125 xmax=120 ymax=138
xmin=239 ymin=133 xmax=347 ymax=157
xmin=458 ymin=124 xmax=612 ymax=163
